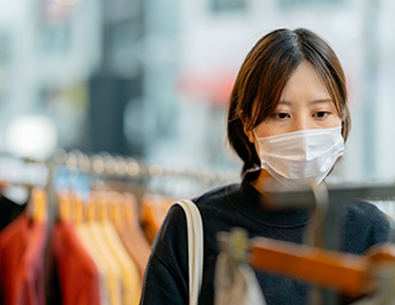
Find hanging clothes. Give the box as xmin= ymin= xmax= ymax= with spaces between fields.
xmin=14 ymin=218 xmax=47 ymax=305
xmin=75 ymin=224 xmax=111 ymax=305
xmin=50 ymin=221 xmax=101 ymax=305
xmin=0 ymin=212 xmax=30 ymax=305
xmin=139 ymin=193 xmax=173 ymax=245
xmin=111 ymin=193 xmax=150 ymax=279
xmin=54 ymin=189 xmax=146 ymax=305
xmin=0 ymin=209 xmax=47 ymax=305
xmin=86 ymin=219 xmax=123 ymax=305
xmin=101 ymin=222 xmax=141 ymax=305
xmin=96 ymin=192 xmax=141 ymax=305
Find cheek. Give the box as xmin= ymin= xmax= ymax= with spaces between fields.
xmin=329 ymin=115 xmax=342 ymax=127
xmin=255 ymin=123 xmax=279 ymax=138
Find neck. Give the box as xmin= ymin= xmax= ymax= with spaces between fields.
xmin=250 ymin=170 xmax=273 ymax=194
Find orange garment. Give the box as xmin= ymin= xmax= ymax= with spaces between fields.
xmin=51 ymin=222 xmax=100 ymax=305
xmin=139 ymin=194 xmax=173 ymax=245
xmin=111 ymin=193 xmax=151 ymax=278
xmin=117 ymin=224 xmax=150 ymax=280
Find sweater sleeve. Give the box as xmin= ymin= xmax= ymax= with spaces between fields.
xmin=139 ymin=205 xmax=189 ymax=305
xmin=342 ymin=201 xmax=390 ymax=255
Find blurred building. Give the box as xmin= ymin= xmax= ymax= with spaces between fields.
xmin=86 ymin=0 xmax=144 ymax=156
xmin=0 ymin=0 xmax=101 ymax=156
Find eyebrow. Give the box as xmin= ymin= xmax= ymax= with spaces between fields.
xmin=278 ymin=99 xmax=333 ymax=106
xmin=308 ymin=99 xmax=333 ymax=106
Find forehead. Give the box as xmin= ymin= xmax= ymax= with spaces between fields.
xmin=249 ymin=59 xmax=342 ymax=127
xmin=280 ymin=61 xmax=331 ymax=102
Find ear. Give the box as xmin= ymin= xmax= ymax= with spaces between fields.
xmin=239 ymin=112 xmax=255 ymax=144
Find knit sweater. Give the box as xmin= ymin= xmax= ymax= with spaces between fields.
xmin=139 ymin=173 xmax=390 ymax=305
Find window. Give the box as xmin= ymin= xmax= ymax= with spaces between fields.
xmin=211 ymin=0 xmax=247 ymax=13
xmin=278 ymin=0 xmax=344 ymax=10
xmin=35 ymin=0 xmax=72 ymax=55
xmin=0 ymin=32 xmax=12 ymax=65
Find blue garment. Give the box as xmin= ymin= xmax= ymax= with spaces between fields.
xmin=139 ymin=173 xmax=390 ymax=305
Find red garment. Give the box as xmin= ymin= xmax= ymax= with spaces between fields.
xmin=51 ymin=222 xmax=100 ymax=305
xmin=13 ymin=220 xmax=47 ymax=305
xmin=0 ymin=211 xmax=48 ymax=305
xmin=0 ymin=213 xmax=30 ymax=305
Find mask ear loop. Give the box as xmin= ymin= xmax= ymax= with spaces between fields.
xmin=303 ymin=182 xmax=329 ymax=248
xmin=252 ymin=129 xmax=260 ymax=155
xmin=252 ymin=129 xmax=259 ymax=140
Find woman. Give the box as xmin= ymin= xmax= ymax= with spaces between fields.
xmin=139 ymin=28 xmax=389 ymax=305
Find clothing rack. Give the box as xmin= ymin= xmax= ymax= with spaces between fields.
xmin=0 ymin=150 xmax=238 ymax=305
xmin=0 ymin=149 xmax=238 ymax=240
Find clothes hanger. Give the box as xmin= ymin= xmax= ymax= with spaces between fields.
xmin=31 ymin=188 xmax=47 ymax=223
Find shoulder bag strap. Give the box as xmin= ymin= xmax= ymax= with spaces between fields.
xmin=172 ymin=199 xmax=204 ymax=305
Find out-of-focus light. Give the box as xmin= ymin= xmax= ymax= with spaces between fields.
xmin=149 ymin=164 xmax=163 ymax=178
xmin=6 ymin=115 xmax=58 ymax=160
xmin=92 ymin=155 xmax=105 ymax=174
xmin=115 ymin=157 xmax=127 ymax=176
xmin=126 ymin=158 xmax=140 ymax=176
xmin=53 ymin=148 xmax=67 ymax=164
xmin=53 ymin=0 xmax=80 ymax=6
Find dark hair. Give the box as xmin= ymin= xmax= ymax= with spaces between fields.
xmin=227 ymin=28 xmax=350 ymax=175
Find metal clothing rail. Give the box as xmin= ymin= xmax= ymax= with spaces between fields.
xmin=0 ymin=148 xmax=239 ymax=220
xmin=51 ymin=148 xmax=238 ymax=185
xmin=0 ymin=148 xmax=238 ymax=234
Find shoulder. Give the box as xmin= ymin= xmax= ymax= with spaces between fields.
xmin=158 ymin=183 xmax=237 ymax=231
xmin=342 ymin=200 xmax=388 ymax=226
xmin=152 ymin=182 xmax=239 ymax=249
xmin=152 ymin=183 xmax=234 ymax=243
xmin=341 ymin=199 xmax=390 ymax=254
xmin=192 ymin=183 xmax=238 ymax=209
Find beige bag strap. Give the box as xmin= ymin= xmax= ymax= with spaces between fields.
xmin=172 ymin=199 xmax=204 ymax=305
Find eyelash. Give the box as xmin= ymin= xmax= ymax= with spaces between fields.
xmin=314 ymin=111 xmax=331 ymax=119
xmin=272 ymin=111 xmax=332 ymax=120
xmin=272 ymin=113 xmax=289 ymax=120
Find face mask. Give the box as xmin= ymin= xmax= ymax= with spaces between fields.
xmin=254 ymin=126 xmax=344 ymax=188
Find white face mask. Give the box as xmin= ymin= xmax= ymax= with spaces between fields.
xmin=254 ymin=126 xmax=344 ymax=188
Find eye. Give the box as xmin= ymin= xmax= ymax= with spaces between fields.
xmin=272 ymin=113 xmax=290 ymax=120
xmin=314 ymin=111 xmax=331 ymax=119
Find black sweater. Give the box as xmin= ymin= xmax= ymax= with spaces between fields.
xmin=139 ymin=175 xmax=390 ymax=305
